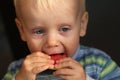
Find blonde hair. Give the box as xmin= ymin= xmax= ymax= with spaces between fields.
xmin=14 ymin=0 xmax=86 ymax=18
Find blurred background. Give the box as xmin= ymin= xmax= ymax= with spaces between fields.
xmin=0 ymin=0 xmax=120 ymax=79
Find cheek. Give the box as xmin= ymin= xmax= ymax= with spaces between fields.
xmin=67 ymin=40 xmax=79 ymax=57
xmin=23 ymin=30 xmax=44 ymax=53
xmin=64 ymin=34 xmax=80 ymax=57
xmin=26 ymin=39 xmax=42 ymax=53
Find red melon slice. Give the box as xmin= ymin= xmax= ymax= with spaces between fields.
xmin=50 ymin=53 xmax=66 ymax=65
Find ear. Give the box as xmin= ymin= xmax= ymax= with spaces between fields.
xmin=80 ymin=11 xmax=88 ymax=37
xmin=15 ymin=18 xmax=26 ymax=41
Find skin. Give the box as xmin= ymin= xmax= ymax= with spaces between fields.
xmin=14 ymin=0 xmax=88 ymax=80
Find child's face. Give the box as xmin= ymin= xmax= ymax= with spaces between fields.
xmin=16 ymin=0 xmax=88 ymax=57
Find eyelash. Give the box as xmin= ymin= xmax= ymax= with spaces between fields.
xmin=32 ymin=25 xmax=70 ymax=35
xmin=59 ymin=26 xmax=70 ymax=32
xmin=33 ymin=29 xmax=45 ymax=35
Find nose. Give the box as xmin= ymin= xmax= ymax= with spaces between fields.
xmin=45 ymin=32 xmax=59 ymax=48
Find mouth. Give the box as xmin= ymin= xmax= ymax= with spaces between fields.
xmin=50 ymin=53 xmax=67 ymax=64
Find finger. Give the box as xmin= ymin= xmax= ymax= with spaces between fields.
xmin=60 ymin=58 xmax=83 ymax=70
xmin=53 ymin=68 xmax=84 ymax=80
xmin=56 ymin=57 xmax=76 ymax=64
xmin=25 ymin=52 xmax=53 ymax=64
xmin=24 ymin=60 xmax=53 ymax=74
xmin=23 ymin=56 xmax=53 ymax=69
xmin=29 ymin=57 xmax=53 ymax=63
xmin=31 ymin=61 xmax=52 ymax=67
xmin=54 ymin=68 xmax=73 ymax=76
xmin=22 ymin=55 xmax=54 ymax=74
xmin=31 ymin=61 xmax=54 ymax=74
xmin=55 ymin=58 xmax=76 ymax=69
xmin=32 ymin=65 xmax=49 ymax=74
xmin=53 ymin=68 xmax=74 ymax=80
xmin=28 ymin=52 xmax=51 ymax=59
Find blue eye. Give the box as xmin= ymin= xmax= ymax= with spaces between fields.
xmin=34 ymin=29 xmax=45 ymax=34
xmin=60 ymin=27 xmax=70 ymax=32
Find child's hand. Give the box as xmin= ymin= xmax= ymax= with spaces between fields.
xmin=53 ymin=57 xmax=86 ymax=80
xmin=15 ymin=52 xmax=54 ymax=80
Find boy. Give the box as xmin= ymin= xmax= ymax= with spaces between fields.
xmin=2 ymin=0 xmax=120 ymax=80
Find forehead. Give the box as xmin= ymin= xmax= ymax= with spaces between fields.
xmin=15 ymin=0 xmax=79 ymax=9
xmin=15 ymin=0 xmax=82 ymax=19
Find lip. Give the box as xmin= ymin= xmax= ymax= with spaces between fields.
xmin=42 ymin=50 xmax=65 ymax=55
xmin=42 ymin=47 xmax=65 ymax=54
xmin=50 ymin=53 xmax=66 ymax=56
xmin=50 ymin=53 xmax=67 ymax=65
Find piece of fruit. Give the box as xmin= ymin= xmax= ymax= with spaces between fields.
xmin=50 ymin=53 xmax=66 ymax=65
